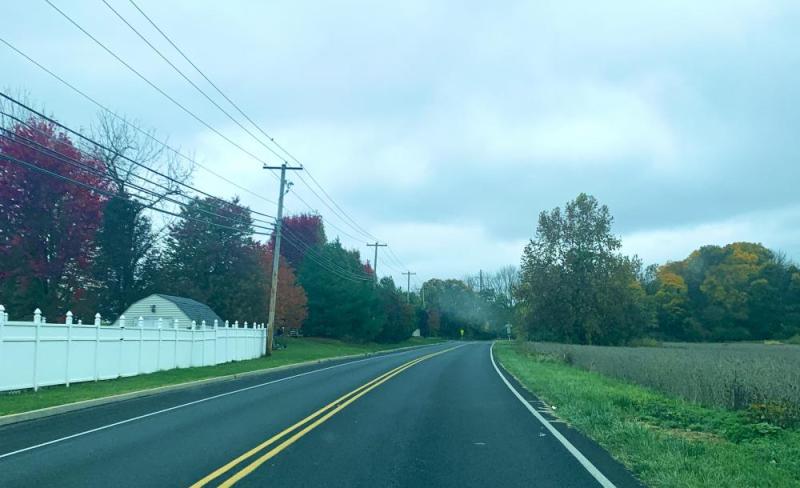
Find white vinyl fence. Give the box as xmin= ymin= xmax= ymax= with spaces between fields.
xmin=0 ymin=305 xmax=267 ymax=392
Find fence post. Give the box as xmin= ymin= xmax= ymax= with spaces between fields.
xmin=116 ymin=314 xmax=123 ymax=379
xmin=224 ymin=320 xmax=230 ymax=362
xmin=235 ymin=321 xmax=240 ymax=360
xmin=157 ymin=318 xmax=163 ymax=371
xmin=244 ymin=321 xmax=249 ymax=358
xmin=33 ymin=308 xmax=42 ymax=391
xmin=137 ymin=316 xmax=144 ymax=375
xmin=190 ymin=320 xmax=197 ymax=367
xmin=214 ymin=319 xmax=219 ymax=365
xmin=65 ymin=311 xmax=73 ymax=387
xmin=201 ymin=320 xmax=207 ymax=366
xmin=173 ymin=319 xmax=179 ymax=368
xmin=0 ymin=305 xmax=5 ymax=378
xmin=94 ymin=314 xmax=101 ymax=381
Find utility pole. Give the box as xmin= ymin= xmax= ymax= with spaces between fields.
xmin=264 ymin=162 xmax=302 ymax=355
xmin=366 ymin=242 xmax=387 ymax=281
xmin=402 ymin=271 xmax=416 ymax=303
xmin=479 ymin=269 xmax=483 ymax=293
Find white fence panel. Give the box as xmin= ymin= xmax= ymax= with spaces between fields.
xmin=0 ymin=305 xmax=267 ymax=392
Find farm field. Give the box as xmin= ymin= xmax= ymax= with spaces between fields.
xmin=493 ymin=341 xmax=800 ymax=487
xmin=521 ymin=341 xmax=800 ymax=412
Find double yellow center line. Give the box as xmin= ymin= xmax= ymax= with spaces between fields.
xmin=192 ymin=345 xmax=459 ymax=487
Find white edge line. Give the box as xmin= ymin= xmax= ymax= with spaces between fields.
xmin=489 ymin=341 xmax=616 ymax=488
xmin=0 ymin=343 xmax=445 ymax=460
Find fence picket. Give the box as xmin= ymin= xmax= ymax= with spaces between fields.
xmin=33 ymin=309 xmax=41 ymax=391
xmin=65 ymin=311 xmax=73 ymax=387
xmin=0 ymin=305 xmax=5 ymax=380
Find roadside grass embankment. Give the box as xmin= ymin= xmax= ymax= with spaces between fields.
xmin=0 ymin=337 xmax=443 ymax=417
xmin=493 ymin=341 xmax=800 ymax=487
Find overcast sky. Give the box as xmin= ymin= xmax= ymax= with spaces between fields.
xmin=4 ymin=1 xmax=800 ymax=287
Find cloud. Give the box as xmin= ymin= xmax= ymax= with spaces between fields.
xmin=2 ymin=0 xmax=800 ymax=280
xmin=622 ymin=205 xmax=800 ymax=264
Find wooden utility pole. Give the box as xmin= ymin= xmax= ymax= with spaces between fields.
xmin=402 ymin=271 xmax=416 ymax=303
xmin=366 ymin=242 xmax=387 ymax=281
xmin=264 ymin=162 xmax=302 ymax=355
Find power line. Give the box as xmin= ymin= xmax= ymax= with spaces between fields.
xmin=0 ymin=128 xmax=274 ymax=232
xmin=0 ymin=152 xmax=273 ymax=236
xmin=1 ymin=122 xmax=370 ymax=283
xmin=39 ymin=4 xmax=382 ymax=248
xmin=0 ymin=91 xmax=275 ymax=221
xmin=43 ymin=0 xmax=281 ymax=173
xmin=281 ymin=226 xmax=372 ymax=281
xmin=10 ymin=4 xmax=414 ymax=273
xmin=0 ymin=35 xmax=277 ymax=206
xmin=100 ymin=0 xmax=289 ymax=166
xmin=124 ymin=0 xmax=382 ymax=244
xmin=280 ymin=232 xmax=371 ymax=283
xmin=45 ymin=0 xmax=405 ymax=263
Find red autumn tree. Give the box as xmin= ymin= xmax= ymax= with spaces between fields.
xmin=261 ymin=247 xmax=308 ymax=331
xmin=363 ymin=261 xmax=375 ymax=277
xmin=0 ymin=118 xmax=109 ymax=319
xmin=274 ymin=213 xmax=326 ymax=270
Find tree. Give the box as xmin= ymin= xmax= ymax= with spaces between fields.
xmin=0 ymin=118 xmax=108 ymax=319
xmin=93 ymin=198 xmax=158 ymax=318
xmin=277 ymin=213 xmax=326 ymax=270
xmin=263 ymin=249 xmax=308 ymax=332
xmin=517 ymin=193 xmax=652 ymax=345
xmin=648 ymin=242 xmax=800 ymax=341
xmin=375 ymin=277 xmax=414 ymax=342
xmin=158 ymin=197 xmax=270 ymax=321
xmin=89 ymin=113 xmax=192 ymax=318
xmin=298 ymin=240 xmax=381 ymax=341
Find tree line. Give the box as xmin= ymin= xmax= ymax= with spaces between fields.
xmin=0 ymin=110 xmax=430 ymax=343
xmin=515 ymin=193 xmax=800 ymax=345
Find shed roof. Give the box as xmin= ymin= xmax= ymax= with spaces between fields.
xmin=154 ymin=294 xmax=222 ymax=326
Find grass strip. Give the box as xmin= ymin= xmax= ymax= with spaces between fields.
xmin=0 ymin=337 xmax=443 ymax=417
xmin=493 ymin=341 xmax=800 ymax=488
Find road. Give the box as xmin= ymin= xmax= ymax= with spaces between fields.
xmin=0 ymin=342 xmax=641 ymax=487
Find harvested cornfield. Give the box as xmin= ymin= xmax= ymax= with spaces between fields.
xmin=521 ymin=341 xmax=800 ymax=411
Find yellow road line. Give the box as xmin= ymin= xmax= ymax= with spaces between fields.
xmin=192 ymin=346 xmax=457 ymax=487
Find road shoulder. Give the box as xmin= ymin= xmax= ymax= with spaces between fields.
xmin=491 ymin=341 xmax=644 ymax=488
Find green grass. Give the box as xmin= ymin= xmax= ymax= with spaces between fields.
xmin=493 ymin=342 xmax=800 ymax=488
xmin=0 ymin=337 xmax=443 ymax=417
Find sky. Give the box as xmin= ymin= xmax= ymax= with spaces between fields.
xmin=3 ymin=0 xmax=800 ymax=288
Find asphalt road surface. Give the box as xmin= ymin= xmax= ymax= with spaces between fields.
xmin=0 ymin=342 xmax=642 ymax=487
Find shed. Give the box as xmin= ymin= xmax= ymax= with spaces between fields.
xmin=113 ymin=294 xmax=222 ymax=328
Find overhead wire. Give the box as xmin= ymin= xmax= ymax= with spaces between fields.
xmin=0 ymin=152 xmax=274 ymax=236
xmin=0 ymin=128 xmax=274 ymax=233
xmin=41 ymin=2 xmax=381 ymax=249
xmin=280 ymin=225 xmax=373 ymax=281
xmin=0 ymin=35 xmax=277 ymax=206
xmin=42 ymin=0 xmax=282 ymax=175
xmin=0 ymin=91 xmax=275 ymax=221
xmin=15 ymin=2 xmax=414 ymax=279
xmin=123 ymin=0 xmax=383 ymax=244
xmin=1 ymin=97 xmax=374 ymax=280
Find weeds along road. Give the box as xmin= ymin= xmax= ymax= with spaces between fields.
xmin=0 ymin=342 xmax=640 ymax=487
